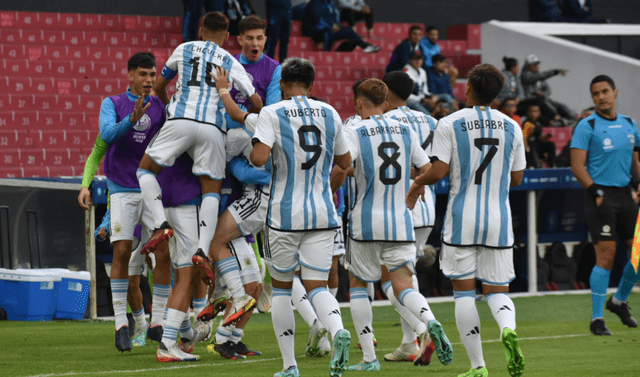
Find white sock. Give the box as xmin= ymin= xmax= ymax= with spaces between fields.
xmin=161 ymin=308 xmax=185 ymax=346
xmin=397 ymin=288 xmax=436 ymax=325
xmin=230 ymin=327 xmax=244 ymax=343
xmin=329 ymin=287 xmax=338 ymax=297
xmin=151 ymin=284 xmax=171 ymax=327
xmin=454 ymin=290 xmax=484 ymax=369
xmin=132 ymin=307 xmax=147 ymax=331
xmin=350 ymin=288 xmax=376 ymax=362
xmin=214 ymin=265 xmax=227 ymax=298
xmin=215 ymin=321 xmax=232 ymax=344
xmin=192 ymin=297 xmax=207 ymax=318
xmin=382 ymin=281 xmax=424 ymax=341
xmin=367 ymin=282 xmax=375 ymax=301
xmin=292 ymin=276 xmax=320 ymax=327
xmin=485 ymin=292 xmax=516 ymax=335
xmin=272 ymin=288 xmax=297 ymax=369
xmin=198 ymin=193 xmax=220 ymax=252
xmin=137 ymin=169 xmax=166 ymax=228
xmin=111 ymin=279 xmax=129 ymax=330
xmin=216 ymin=256 xmax=246 ymax=299
xmin=308 ymin=287 xmax=344 ymax=339
xmin=180 ymin=311 xmax=194 ymax=340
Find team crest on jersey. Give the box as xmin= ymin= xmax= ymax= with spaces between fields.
xmin=133 ymin=114 xmax=151 ymax=132
xmin=628 ymin=134 xmax=635 ymax=145
xmin=603 ymin=138 xmax=613 ymax=150
xmin=113 ymin=222 xmax=122 ymax=235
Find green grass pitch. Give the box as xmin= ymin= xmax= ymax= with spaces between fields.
xmin=2 ymin=293 xmax=639 ymax=377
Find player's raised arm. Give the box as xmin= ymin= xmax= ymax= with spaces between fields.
xmin=154 ymin=70 xmax=173 ymax=105
xmin=211 ymin=67 xmax=249 ymax=124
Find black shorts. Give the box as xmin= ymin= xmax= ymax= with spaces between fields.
xmin=583 ymin=185 xmax=638 ymax=242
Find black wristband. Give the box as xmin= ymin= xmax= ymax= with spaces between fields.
xmin=587 ymin=184 xmax=604 ymax=198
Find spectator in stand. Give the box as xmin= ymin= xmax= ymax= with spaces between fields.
xmin=522 ymin=104 xmax=556 ymax=168
xmin=222 ymin=0 xmax=254 ymax=36
xmin=336 ymin=0 xmax=375 ymax=38
xmin=292 ymin=0 xmax=309 ymax=20
xmin=529 ymin=0 xmax=607 ymax=23
xmin=387 ymin=25 xmax=452 ymax=73
xmin=499 ymin=97 xmax=522 ymax=126
xmin=495 ymin=56 xmax=525 ymax=107
xmin=427 ymin=54 xmax=458 ymax=109
xmin=265 ymin=0 xmax=292 ymax=62
xmin=302 ymin=0 xmax=380 ymax=53
xmin=520 ymin=54 xmax=576 ymax=126
xmin=431 ymin=98 xmax=453 ymax=120
xmin=403 ymin=51 xmax=438 ymax=115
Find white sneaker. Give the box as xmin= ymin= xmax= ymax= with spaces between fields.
xmin=157 ymin=342 xmax=200 ymax=362
xmin=181 ymin=321 xmax=212 ymax=353
xmin=363 ymin=44 xmax=381 ymax=53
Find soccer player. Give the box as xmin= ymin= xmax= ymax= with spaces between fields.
xmin=330 ymin=78 xmax=452 ymax=371
xmin=570 ymin=75 xmax=640 ymax=335
xmin=379 ymin=71 xmax=439 ymax=364
xmin=251 ymin=57 xmax=352 ymax=377
xmin=97 ymin=52 xmax=172 ymax=352
xmin=137 ymin=12 xmax=261 ymax=324
xmin=407 ymin=64 xmax=526 ymax=377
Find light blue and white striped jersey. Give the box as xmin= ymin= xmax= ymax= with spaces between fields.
xmin=431 ymin=106 xmax=526 ymax=248
xmin=253 ymin=96 xmax=349 ymax=231
xmin=346 ymin=115 xmax=430 ymax=242
xmin=386 ymin=106 xmax=437 ymax=229
xmin=161 ymin=41 xmax=256 ymax=131
xmin=343 ymin=114 xmax=362 ymax=128
xmin=225 ymin=114 xmax=270 ymax=191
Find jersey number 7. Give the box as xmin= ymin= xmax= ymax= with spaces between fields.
xmin=474 ymin=137 xmax=499 ymax=185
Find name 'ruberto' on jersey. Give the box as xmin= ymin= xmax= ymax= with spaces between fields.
xmin=283 ymin=107 xmax=327 ymax=118
xmin=360 ymin=125 xmax=408 ymax=137
xmin=461 ymin=119 xmax=505 ymax=131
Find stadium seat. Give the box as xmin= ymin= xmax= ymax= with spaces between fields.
xmin=447 ymin=24 xmax=481 ymax=50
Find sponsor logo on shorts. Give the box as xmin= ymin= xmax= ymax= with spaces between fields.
xmin=601 ymin=224 xmax=611 ymax=237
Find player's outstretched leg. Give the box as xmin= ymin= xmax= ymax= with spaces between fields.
xmin=501 ymin=328 xmax=524 ymax=377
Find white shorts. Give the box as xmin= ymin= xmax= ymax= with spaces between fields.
xmin=146 ymin=118 xmax=226 ymax=180
xmin=109 ymin=192 xmax=154 ymax=275
xmin=263 ymin=228 xmax=334 ymax=282
xmin=333 ymin=226 xmax=346 ymax=257
xmin=228 ymin=188 xmax=268 ymax=236
xmin=165 ymin=205 xmax=200 ymax=269
xmin=440 ymin=244 xmax=515 ymax=286
xmin=345 ymin=239 xmax=416 ymax=283
xmin=414 ymin=227 xmax=432 ymax=258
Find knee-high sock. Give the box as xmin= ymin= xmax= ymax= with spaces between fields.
xmin=111 ymin=279 xmax=129 ymax=329
xmin=216 ymin=256 xmax=246 ymax=299
xmin=329 ymin=287 xmax=338 ymax=297
xmin=308 ymin=287 xmax=344 ymax=339
xmin=614 ymin=261 xmax=640 ymax=303
xmin=161 ymin=308 xmax=185 ymax=347
xmin=180 ymin=311 xmax=194 ymax=340
xmin=230 ymin=327 xmax=244 ymax=343
xmin=291 ymin=276 xmax=320 ymax=327
xmin=272 ymin=288 xmax=297 ymax=369
xmin=590 ymin=266 xmax=611 ymax=320
xmin=198 ymin=193 xmax=220 ymax=252
xmin=215 ymin=321 xmax=232 ymax=344
xmin=192 ymin=297 xmax=207 ymax=319
xmin=137 ymin=169 xmax=166 ymax=228
xmin=397 ymin=288 xmax=436 ymax=325
xmin=485 ymin=292 xmax=516 ymax=335
xmin=350 ymin=288 xmax=376 ymax=362
xmin=382 ymin=281 xmax=425 ymax=342
xmin=132 ymin=307 xmax=147 ymax=331
xmin=454 ymin=290 xmax=484 ymax=369
xmin=151 ymin=284 xmax=171 ymax=327
xmin=367 ymin=282 xmax=375 ymax=301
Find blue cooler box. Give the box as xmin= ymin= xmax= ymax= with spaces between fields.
xmin=50 ymin=269 xmax=90 ymax=320
xmin=0 ymin=268 xmax=60 ymax=321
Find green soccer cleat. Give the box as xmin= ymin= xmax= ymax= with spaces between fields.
xmin=458 ymin=367 xmax=489 ymax=377
xmin=274 ymin=366 xmax=300 ymax=377
xmin=329 ymin=329 xmax=351 ymax=377
xmin=132 ymin=322 xmax=148 ymax=347
xmin=427 ymin=320 xmax=453 ymax=365
xmin=346 ymin=359 xmax=381 ymax=371
xmin=502 ymin=328 xmax=524 ymax=377
xmin=306 ymin=319 xmax=328 ymax=357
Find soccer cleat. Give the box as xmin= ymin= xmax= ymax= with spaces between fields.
xmin=180 ymin=321 xmax=212 ymax=354
xmin=606 ymin=296 xmax=638 ymax=327
xmin=590 ymin=318 xmax=612 ymax=336
xmin=414 ymin=332 xmax=436 ymax=366
xmin=223 ymin=295 xmax=257 ymax=326
xmin=363 ymin=44 xmax=381 ymax=53
xmin=329 ymin=329 xmax=351 ymax=377
xmin=147 ymin=324 xmax=164 ymax=343
xmin=141 ymin=221 xmax=174 ymax=255
xmin=426 ymin=320 xmax=453 ymax=365
xmin=385 ymin=342 xmax=418 ymax=362
xmin=257 ymin=283 xmax=273 ymax=313
xmin=306 ymin=319 xmax=328 ymax=357
xmin=234 ymin=341 xmax=262 ymax=356
xmin=156 ymin=342 xmax=200 ymax=362
xmin=458 ymin=367 xmax=489 ymax=377
xmin=319 ymin=334 xmax=332 ymax=356
xmin=346 ymin=359 xmax=381 ymax=371
xmin=502 ymin=328 xmax=525 ymax=377
xmin=211 ymin=341 xmax=247 ymax=360
xmin=132 ymin=322 xmax=149 ymax=347
xmin=274 ymin=366 xmax=300 ymax=377
xmin=115 ymin=325 xmax=132 ymax=352
xmin=197 ymin=296 xmax=228 ymax=322
xmin=192 ymin=248 xmax=216 ymax=285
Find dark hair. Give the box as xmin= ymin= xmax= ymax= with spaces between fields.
xmin=426 ymin=26 xmax=438 ymax=33
xmin=590 ymin=75 xmax=616 ymax=91
xmin=357 ymin=78 xmax=388 ymax=106
xmin=498 ymin=96 xmax=517 ymax=111
xmin=202 ymin=11 xmax=229 ymax=33
xmin=382 ymin=71 xmax=414 ymax=101
xmin=409 ymin=24 xmax=423 ymax=34
xmin=409 ymin=51 xmax=423 ymax=61
xmin=432 ymin=54 xmax=446 ymax=64
xmin=128 ymin=52 xmax=156 ymax=71
xmin=467 ymin=64 xmax=505 ymax=105
xmin=502 ymin=56 xmax=518 ymax=71
xmin=281 ymin=57 xmax=315 ymax=87
xmin=352 ymin=78 xmax=367 ymax=96
xmin=238 ymin=15 xmax=266 ymax=34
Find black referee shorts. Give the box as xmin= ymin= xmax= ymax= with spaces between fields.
xmin=584 ymin=185 xmax=638 ymax=243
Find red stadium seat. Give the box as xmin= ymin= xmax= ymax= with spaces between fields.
xmin=0 ymin=167 xmax=24 ymax=178
xmin=447 ymin=24 xmax=481 ymax=50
